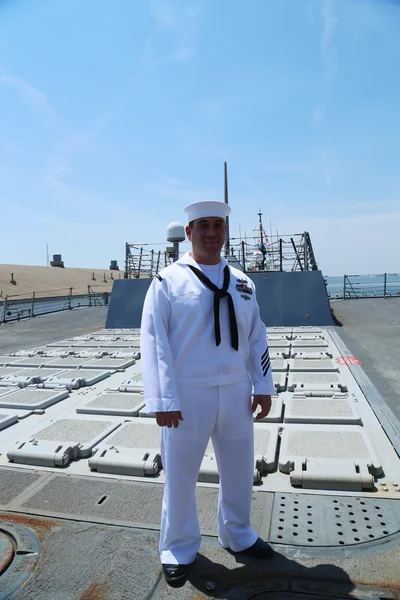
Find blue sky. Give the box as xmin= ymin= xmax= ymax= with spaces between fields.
xmin=0 ymin=0 xmax=399 ymax=276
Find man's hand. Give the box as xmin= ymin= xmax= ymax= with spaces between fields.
xmin=156 ymin=411 xmax=184 ymax=428
xmin=251 ymin=395 xmax=272 ymax=421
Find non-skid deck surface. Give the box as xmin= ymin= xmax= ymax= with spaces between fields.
xmin=0 ymin=323 xmax=399 ymax=555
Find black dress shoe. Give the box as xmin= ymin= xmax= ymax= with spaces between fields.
xmin=238 ymin=537 xmax=274 ymax=559
xmin=162 ymin=563 xmax=189 ymax=587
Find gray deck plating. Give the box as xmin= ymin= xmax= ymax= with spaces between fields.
xmin=1 ymin=320 xmax=399 ymax=500
xmin=1 ymin=305 xmax=400 ymax=598
xmin=333 ymin=298 xmax=400 ymax=420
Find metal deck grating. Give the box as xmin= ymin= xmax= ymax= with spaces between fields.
xmin=31 ymin=418 xmax=118 ymax=444
xmin=270 ymin=358 xmax=289 ymax=371
xmin=287 ymin=371 xmax=347 ymax=392
xmin=103 ymin=422 xmax=160 ymax=448
xmin=45 ymin=357 xmax=96 ymax=369
xmin=0 ymin=387 xmax=19 ymax=398
xmin=291 ymin=339 xmax=329 ymax=348
xmin=45 ymin=369 xmax=111 ymax=388
xmin=0 ymin=388 xmax=69 ymax=410
xmin=0 ymin=367 xmax=25 ymax=378
xmin=279 ymin=425 xmax=383 ymax=484
xmin=82 ymin=357 xmax=136 ymax=370
xmin=284 ymin=397 xmax=361 ymax=425
xmin=0 ymin=467 xmax=45 ymax=506
xmin=77 ymin=393 xmax=144 ymax=416
xmin=12 ymin=474 xmax=267 ymax=535
xmin=9 ymin=357 xmax=56 ymax=368
xmin=289 ymin=358 xmax=339 ymax=372
xmin=270 ymin=493 xmax=400 ymax=546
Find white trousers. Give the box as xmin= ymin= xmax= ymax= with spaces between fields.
xmin=159 ymin=379 xmax=258 ymax=565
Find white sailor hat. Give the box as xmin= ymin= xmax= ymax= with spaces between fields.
xmin=184 ymin=200 xmax=231 ymax=223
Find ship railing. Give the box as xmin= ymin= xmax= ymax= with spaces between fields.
xmin=123 ymin=232 xmax=318 ymax=278
xmin=329 ymin=274 xmax=400 ymax=300
xmin=229 ymin=233 xmax=318 ymax=273
xmin=0 ymin=287 xmax=109 ymax=323
xmin=124 ymin=245 xmax=178 ymax=278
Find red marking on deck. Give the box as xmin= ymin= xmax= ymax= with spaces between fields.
xmin=337 ymin=356 xmax=362 ymax=366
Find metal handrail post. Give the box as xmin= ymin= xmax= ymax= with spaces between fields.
xmin=1 ymin=296 xmax=7 ymax=323
xmin=138 ymin=248 xmax=143 ymax=279
xmin=344 ymin=276 xmax=358 ymax=299
xmin=384 ymin=273 xmax=387 ymax=297
xmin=343 ymin=275 xmax=346 ymax=299
xmin=303 ymin=232 xmax=308 ymax=270
xmin=241 ymin=241 xmax=246 ymax=271
xmin=279 ymin=239 xmax=283 ymax=271
xmin=31 ymin=291 xmax=35 ymax=317
xmin=305 ymin=232 xmax=318 ymax=270
xmin=350 ymin=279 xmax=358 ymax=298
xmin=291 ymin=238 xmax=303 ymax=271
xmin=125 ymin=242 xmax=129 ymax=278
xmin=156 ymin=251 xmax=161 ymax=274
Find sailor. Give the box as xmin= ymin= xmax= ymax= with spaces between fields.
xmin=140 ymin=200 xmax=275 ymax=587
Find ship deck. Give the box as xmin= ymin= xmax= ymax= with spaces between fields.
xmin=333 ymin=298 xmax=400 ymax=421
xmin=0 ymin=301 xmax=400 ymax=599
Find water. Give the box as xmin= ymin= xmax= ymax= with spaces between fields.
xmin=325 ymin=273 xmax=400 ymax=299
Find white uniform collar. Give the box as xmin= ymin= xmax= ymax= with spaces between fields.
xmin=177 ymin=252 xmax=228 ymax=270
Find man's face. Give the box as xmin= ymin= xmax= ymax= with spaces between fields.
xmin=186 ymin=217 xmax=226 ymax=262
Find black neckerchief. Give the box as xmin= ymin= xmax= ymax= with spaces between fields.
xmin=188 ymin=264 xmax=239 ymax=351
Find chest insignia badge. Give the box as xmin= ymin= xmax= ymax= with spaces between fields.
xmin=236 ymin=281 xmax=253 ymax=295
xmin=241 ymin=294 xmax=251 ymax=301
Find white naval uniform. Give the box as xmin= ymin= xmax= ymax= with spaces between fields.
xmin=140 ymin=252 xmax=275 ymax=565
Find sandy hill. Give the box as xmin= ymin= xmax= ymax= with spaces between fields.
xmin=0 ymin=264 xmax=122 ymax=300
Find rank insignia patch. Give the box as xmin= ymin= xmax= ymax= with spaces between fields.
xmin=261 ymin=348 xmax=270 ymax=376
xmin=236 ymin=280 xmax=253 ymax=295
